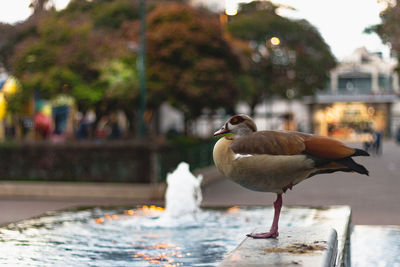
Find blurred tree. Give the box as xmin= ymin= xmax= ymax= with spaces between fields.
xmin=365 ymin=2 xmax=400 ymax=68
xmin=92 ymin=0 xmax=139 ymax=29
xmin=30 ymin=0 xmax=50 ymax=16
xmin=5 ymin=0 xmax=244 ymax=137
xmin=143 ymin=3 xmax=242 ymax=133
xmin=97 ymin=58 xmax=140 ymax=131
xmin=0 ymin=23 xmax=15 ymax=67
xmin=0 ymin=18 xmax=38 ymax=71
xmin=9 ymin=1 xmax=138 ymax=119
xmin=227 ymin=1 xmax=336 ymax=115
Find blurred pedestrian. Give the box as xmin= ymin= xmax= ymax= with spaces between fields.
xmin=362 ymin=127 xmax=374 ymax=152
xmin=75 ymin=111 xmax=86 ymax=140
xmin=85 ymin=109 xmax=96 ymax=138
xmin=373 ymin=131 xmax=382 ymax=155
xmin=109 ymin=113 xmax=121 ymax=140
xmin=34 ymin=100 xmax=52 ymax=140
xmin=95 ymin=115 xmax=110 ymax=140
xmin=34 ymin=112 xmax=51 ymax=140
xmin=76 ymin=110 xmax=96 ymax=140
xmin=50 ymin=85 xmax=75 ymax=139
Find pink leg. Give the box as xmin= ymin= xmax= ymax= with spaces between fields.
xmin=247 ymin=193 xmax=282 ymax=239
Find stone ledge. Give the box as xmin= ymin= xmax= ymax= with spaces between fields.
xmin=218 ymin=206 xmax=351 ymax=267
xmin=0 ymin=181 xmax=166 ymax=200
xmin=0 ymin=166 xmax=220 ymax=201
xmin=219 ymin=226 xmax=338 ymax=267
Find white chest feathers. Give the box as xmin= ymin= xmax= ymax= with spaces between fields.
xmin=213 ymin=137 xmax=314 ymax=193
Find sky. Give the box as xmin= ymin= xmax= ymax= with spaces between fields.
xmin=271 ymin=0 xmax=391 ymax=60
xmin=0 ymin=0 xmax=69 ymax=24
xmin=0 ymin=0 xmax=391 ymax=61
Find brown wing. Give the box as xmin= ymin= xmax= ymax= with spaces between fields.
xmin=304 ymin=136 xmax=355 ymax=159
xmin=230 ymin=131 xmax=309 ymax=155
xmin=230 ymin=131 xmax=356 ymax=159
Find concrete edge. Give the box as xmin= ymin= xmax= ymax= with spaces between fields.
xmin=194 ymin=166 xmax=224 ymax=187
xmin=0 ymin=166 xmax=221 ymax=201
xmin=219 ymin=226 xmax=339 ymax=267
xmin=323 ymin=228 xmax=338 ymax=267
xmin=337 ymin=208 xmax=352 ymax=267
xmin=0 ymin=181 xmax=166 ymax=200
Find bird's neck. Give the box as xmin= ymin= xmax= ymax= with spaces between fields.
xmin=213 ymin=137 xmax=235 ymax=176
xmin=235 ymin=128 xmax=254 ymax=137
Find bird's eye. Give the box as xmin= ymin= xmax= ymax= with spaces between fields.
xmin=230 ymin=116 xmax=244 ymax=125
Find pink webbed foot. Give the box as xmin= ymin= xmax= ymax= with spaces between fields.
xmin=247 ymin=194 xmax=282 ymax=239
xmin=246 ymin=231 xmax=279 ymax=239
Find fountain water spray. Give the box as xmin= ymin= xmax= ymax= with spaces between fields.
xmin=160 ymin=162 xmax=203 ymax=226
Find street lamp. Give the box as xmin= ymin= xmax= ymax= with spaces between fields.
xmin=225 ymin=0 xmax=238 ymax=16
xmin=138 ymin=0 xmax=147 ymax=138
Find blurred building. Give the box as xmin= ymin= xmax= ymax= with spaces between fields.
xmin=305 ymin=47 xmax=400 ymax=141
xmin=160 ymin=47 xmax=400 ymax=140
xmin=180 ymin=98 xmax=309 ymax=138
xmin=159 ymin=103 xmax=185 ymax=135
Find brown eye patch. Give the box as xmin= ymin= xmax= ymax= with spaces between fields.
xmin=230 ymin=116 xmax=245 ymax=125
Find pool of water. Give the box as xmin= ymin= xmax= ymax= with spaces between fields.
xmin=351 ymin=225 xmax=400 ymax=267
xmin=0 ymin=205 xmax=333 ymax=267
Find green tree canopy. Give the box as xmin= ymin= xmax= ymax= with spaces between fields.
xmin=6 ymin=0 xmax=244 ymax=135
xmin=8 ymin=0 xmax=137 ymax=114
xmin=227 ymin=1 xmax=336 ymax=114
xmin=143 ymin=3 xmax=242 ymax=121
xmin=365 ymin=2 xmax=400 ymax=70
xmin=2 ymin=0 xmax=336 ymax=138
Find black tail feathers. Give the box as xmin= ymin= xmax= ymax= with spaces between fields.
xmin=353 ymin=148 xmax=370 ymax=157
xmin=336 ymin=157 xmax=369 ymax=176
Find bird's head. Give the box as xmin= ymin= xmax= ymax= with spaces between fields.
xmin=214 ymin=114 xmax=257 ymax=137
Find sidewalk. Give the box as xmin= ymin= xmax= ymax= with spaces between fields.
xmin=1 ymin=140 xmax=400 ymax=226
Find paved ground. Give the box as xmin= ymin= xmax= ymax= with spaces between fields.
xmin=1 ymin=140 xmax=400 ymax=226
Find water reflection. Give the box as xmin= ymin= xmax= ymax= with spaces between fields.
xmin=351 ymin=225 xmax=400 ymax=267
xmin=0 ymin=206 xmax=348 ymax=266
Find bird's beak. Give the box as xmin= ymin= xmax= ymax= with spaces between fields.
xmin=214 ymin=126 xmax=229 ymax=136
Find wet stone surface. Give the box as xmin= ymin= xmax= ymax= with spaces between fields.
xmin=219 ymin=226 xmax=338 ymax=267
xmin=264 ymin=242 xmax=327 ymax=254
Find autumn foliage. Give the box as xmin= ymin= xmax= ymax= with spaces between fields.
xmin=145 ymin=3 xmax=241 ymax=119
xmin=0 ymin=0 xmax=336 ymax=136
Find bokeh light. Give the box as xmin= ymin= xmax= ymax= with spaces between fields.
xmin=270 ymin=37 xmax=281 ymax=46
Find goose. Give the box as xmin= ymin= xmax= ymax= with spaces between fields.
xmin=213 ymin=114 xmax=369 ymax=238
